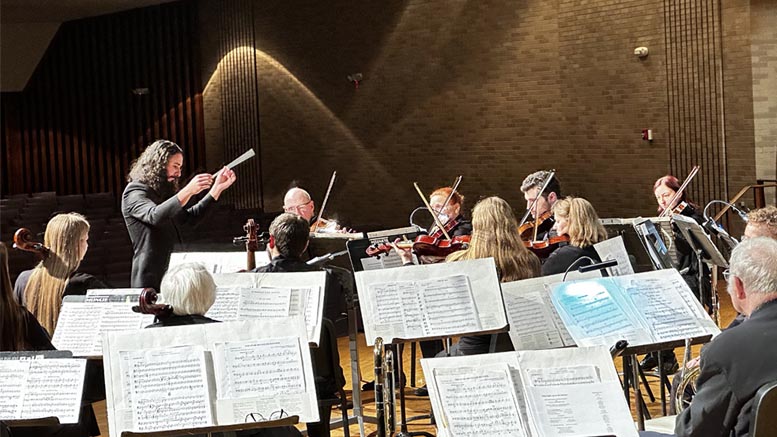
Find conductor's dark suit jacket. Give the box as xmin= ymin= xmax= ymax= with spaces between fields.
xmin=675 ymin=298 xmax=777 ymax=437
xmin=121 ymin=181 xmax=214 ymax=291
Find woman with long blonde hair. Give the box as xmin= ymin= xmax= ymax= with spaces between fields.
xmin=541 ymin=197 xmax=608 ymax=276
xmin=443 ymin=196 xmax=541 ymax=356
xmin=14 ymin=213 xmax=106 ymax=334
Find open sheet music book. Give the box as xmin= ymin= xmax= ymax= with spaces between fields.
xmin=0 ymin=357 xmax=86 ymax=424
xmin=169 ymin=251 xmax=270 ymax=273
xmin=355 ymin=257 xmax=506 ymax=346
xmin=501 ymin=271 xmax=602 ymax=351
xmin=422 ymin=347 xmax=638 ymax=437
xmin=52 ymin=298 xmax=154 ymax=357
xmin=102 ymin=317 xmax=318 ymax=437
xmin=209 ymin=271 xmax=327 ymax=346
xmin=550 ymin=269 xmax=721 ymax=348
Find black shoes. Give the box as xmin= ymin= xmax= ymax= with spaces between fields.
xmin=361 ymin=374 xmax=407 ymax=391
xmin=640 ymin=351 xmax=679 ymax=373
xmin=413 ymin=385 xmax=429 ymax=397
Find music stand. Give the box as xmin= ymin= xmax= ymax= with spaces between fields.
xmin=119 ymin=416 xmax=299 ymax=437
xmin=343 ymin=227 xmax=422 ymax=435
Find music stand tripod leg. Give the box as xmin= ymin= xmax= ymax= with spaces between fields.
xmin=394 ymin=344 xmax=434 ymax=437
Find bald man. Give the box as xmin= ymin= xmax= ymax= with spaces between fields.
xmin=283 ymin=187 xmax=316 ymax=223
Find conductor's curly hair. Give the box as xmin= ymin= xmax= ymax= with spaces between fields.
xmin=127 ymin=140 xmax=183 ymax=193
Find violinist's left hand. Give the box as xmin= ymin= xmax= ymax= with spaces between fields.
xmin=392 ymin=238 xmax=414 ymax=265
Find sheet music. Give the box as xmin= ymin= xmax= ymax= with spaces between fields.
xmin=124 ymin=346 xmax=213 ymax=432
xmin=594 ymin=235 xmax=635 ymax=276
xmin=501 ymin=272 xmax=602 ymax=351
xmin=212 ymin=272 xmax=327 ymax=346
xmin=0 ymin=359 xmax=86 ymax=424
xmin=102 ymin=317 xmax=319 ymax=436
xmin=206 ymin=287 xmax=241 ymax=321
xmin=356 ymin=258 xmax=505 ymax=345
xmin=214 ymin=337 xmax=306 ymax=400
xmin=433 ymin=364 xmax=527 ymax=437
xmin=551 ymin=279 xmax=652 ymax=348
xmin=239 ymin=287 xmax=292 ymax=319
xmin=371 ymin=274 xmax=480 ymax=340
xmin=423 ymin=347 xmax=638 ymax=437
xmin=360 ymin=251 xmax=408 ymax=271
xmin=551 ymin=270 xmax=720 ymax=348
xmin=207 ymin=285 xmax=321 ymax=343
xmin=52 ymin=302 xmax=154 ymax=356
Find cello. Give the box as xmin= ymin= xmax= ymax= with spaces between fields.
xmin=13 ymin=228 xmax=50 ymax=259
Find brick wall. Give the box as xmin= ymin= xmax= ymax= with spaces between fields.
xmin=199 ymin=0 xmax=761 ymax=229
xmin=751 ymin=0 xmax=777 ymax=205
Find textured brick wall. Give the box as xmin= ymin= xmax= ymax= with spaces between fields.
xmin=199 ymin=0 xmax=760 ymax=229
xmin=751 ymin=0 xmax=777 ymax=205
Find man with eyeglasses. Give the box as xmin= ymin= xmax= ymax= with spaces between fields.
xmin=675 ymin=237 xmax=777 ymax=436
xmin=283 ymin=187 xmax=316 ymax=223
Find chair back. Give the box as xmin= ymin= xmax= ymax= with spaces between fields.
xmin=751 ymin=380 xmax=777 ymax=437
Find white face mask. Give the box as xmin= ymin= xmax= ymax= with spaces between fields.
xmin=437 ymin=213 xmax=450 ymax=224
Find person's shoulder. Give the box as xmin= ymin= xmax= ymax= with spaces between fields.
xmin=65 ymin=273 xmax=109 ymax=296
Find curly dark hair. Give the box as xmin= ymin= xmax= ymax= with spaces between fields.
xmin=127 ymin=140 xmax=183 ymax=193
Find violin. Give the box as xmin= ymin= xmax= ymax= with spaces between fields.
xmin=523 ymin=234 xmax=570 ymax=259
xmin=13 ymin=228 xmax=50 ymax=259
xmin=366 ymin=234 xmax=471 ymax=258
xmin=309 ymin=171 xmax=357 ymax=235
xmin=659 ymin=165 xmax=700 ymax=218
xmin=518 ymin=211 xmax=555 ymax=241
xmin=131 ymin=288 xmax=173 ymax=319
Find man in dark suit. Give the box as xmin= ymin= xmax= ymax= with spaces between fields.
xmin=254 ymin=213 xmax=346 ymax=437
xmin=675 ymin=236 xmax=777 ymax=436
xmin=121 ymin=139 xmax=236 ymax=291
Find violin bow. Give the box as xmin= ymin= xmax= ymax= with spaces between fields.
xmin=313 ymin=171 xmax=337 ymax=232
xmin=517 ymin=169 xmax=556 ymax=231
xmin=428 ymin=175 xmax=463 ymax=235
xmin=659 ymin=165 xmax=700 ymax=218
xmin=413 ymin=182 xmax=452 ymax=241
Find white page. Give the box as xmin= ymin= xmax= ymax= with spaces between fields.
xmin=550 ymin=278 xmax=653 ymax=348
xmin=360 ymin=251 xmax=409 ymax=271
xmin=206 ymin=287 xmax=241 ymax=321
xmin=212 ymin=272 xmax=327 ymax=346
xmin=356 ymin=258 xmax=504 ymax=345
xmin=0 ymin=359 xmax=86 ymax=424
xmin=501 ymin=272 xmax=602 ymax=351
xmin=433 ymin=364 xmax=528 ymax=437
xmin=0 ymin=360 xmax=29 ymax=419
xmin=238 ymin=287 xmax=292 ymax=319
xmin=102 ymin=317 xmax=319 ymax=437
xmin=594 ymin=235 xmax=635 ymax=276
xmin=517 ymin=347 xmax=638 ymax=437
xmin=214 ymin=337 xmax=306 ymax=400
xmin=53 ymin=302 xmax=153 ymax=356
xmin=125 ymin=346 xmax=213 ymax=432
xmin=618 ymin=270 xmax=720 ymax=342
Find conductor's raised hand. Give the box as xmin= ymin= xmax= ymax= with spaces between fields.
xmin=177 ymin=173 xmax=213 ymax=205
xmin=210 ymin=166 xmax=237 ymax=200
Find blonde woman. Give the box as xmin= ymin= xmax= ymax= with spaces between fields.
xmin=541 ymin=197 xmax=608 ymax=276
xmin=14 ymin=213 xmax=107 ymax=334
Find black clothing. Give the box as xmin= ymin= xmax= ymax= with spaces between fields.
xmin=145 ymin=314 xmax=219 ymax=328
xmin=14 ymin=270 xmax=109 ymax=307
xmin=676 ymin=298 xmax=777 ymax=436
xmin=449 ymin=217 xmax=472 ymax=237
xmin=121 ymin=181 xmax=215 ymax=291
xmin=20 ymin=307 xmax=54 ymax=350
xmin=255 ymin=255 xmax=345 ymax=437
xmin=541 ymin=244 xmax=600 ymax=276
xmin=672 ymin=206 xmax=713 ymax=307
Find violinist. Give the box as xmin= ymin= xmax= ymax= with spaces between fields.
xmin=396 ymin=197 xmax=541 ymax=355
xmin=428 ymin=187 xmax=472 ymax=237
xmin=520 ymin=170 xmax=562 ymax=241
xmin=14 ymin=213 xmax=108 ymax=334
xmin=541 ymin=197 xmax=608 ymax=276
xmin=122 ymin=139 xmax=237 ymax=291
xmin=642 ymin=175 xmax=710 ymax=372
xmin=284 ymin=187 xmax=317 ymax=223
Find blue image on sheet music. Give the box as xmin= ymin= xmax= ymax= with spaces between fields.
xmin=550 ymin=278 xmax=651 ymax=348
